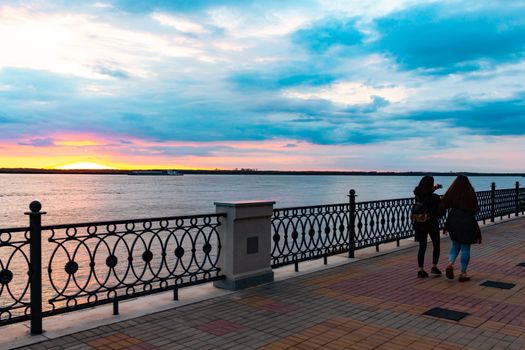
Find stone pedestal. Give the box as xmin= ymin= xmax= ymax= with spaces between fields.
xmin=213 ymin=201 xmax=275 ymax=290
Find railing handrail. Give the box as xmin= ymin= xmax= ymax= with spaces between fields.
xmin=273 ymin=197 xmax=417 ymax=212
xmin=42 ymin=212 xmax=225 ymax=230
xmin=0 ymin=226 xmax=29 ymax=233
xmin=274 ymin=202 xmax=349 ymax=212
xmin=0 ymin=213 xmax=225 ymax=233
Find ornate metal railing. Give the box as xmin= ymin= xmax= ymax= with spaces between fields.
xmin=476 ymin=190 xmax=492 ymax=222
xmin=271 ymin=182 xmax=525 ymax=270
xmin=494 ymin=187 xmax=517 ymax=219
xmin=0 ymin=227 xmax=31 ymax=326
xmin=271 ymin=203 xmax=350 ymax=269
xmin=43 ymin=214 xmax=223 ymax=316
xmin=354 ymin=198 xmax=413 ymax=250
xmin=0 ymin=202 xmax=224 ymax=333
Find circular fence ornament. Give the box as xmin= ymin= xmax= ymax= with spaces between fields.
xmin=0 ymin=310 xmax=12 ymax=322
xmin=174 ymin=246 xmax=185 ymax=258
xmin=0 ymin=231 xmax=11 ymax=243
xmin=64 ymin=261 xmax=79 ymax=275
xmin=106 ymin=255 xmax=118 ymax=268
xmin=142 ymin=250 xmax=153 ymax=263
xmin=0 ymin=269 xmax=13 ymax=285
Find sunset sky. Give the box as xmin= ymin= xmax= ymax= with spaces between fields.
xmin=1 ymin=0 xmax=525 ymax=171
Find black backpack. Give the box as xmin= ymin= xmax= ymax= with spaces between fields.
xmin=411 ymin=198 xmax=430 ymax=223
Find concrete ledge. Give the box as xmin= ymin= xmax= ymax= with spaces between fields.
xmin=214 ymin=268 xmax=274 ymax=290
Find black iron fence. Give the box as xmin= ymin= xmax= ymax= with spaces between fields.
xmin=0 ymin=227 xmax=30 ymax=327
xmin=271 ymin=182 xmax=525 ymax=270
xmin=0 ymin=202 xmax=224 ymax=333
xmin=271 ymin=203 xmax=350 ymax=270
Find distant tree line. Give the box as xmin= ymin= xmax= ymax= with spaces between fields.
xmin=0 ymin=168 xmax=523 ymax=176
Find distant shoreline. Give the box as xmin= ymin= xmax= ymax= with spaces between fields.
xmin=0 ymin=168 xmax=523 ymax=176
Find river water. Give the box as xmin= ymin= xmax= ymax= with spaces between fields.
xmin=0 ymin=174 xmax=522 ymax=227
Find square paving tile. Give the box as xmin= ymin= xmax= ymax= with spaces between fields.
xmin=195 ymin=319 xmax=243 ymax=336
xmin=262 ymin=301 xmax=298 ymax=314
xmin=87 ymin=332 xmax=148 ymax=350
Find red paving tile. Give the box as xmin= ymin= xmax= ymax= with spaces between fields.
xmin=195 ymin=319 xmax=243 ymax=336
xmin=262 ymin=301 xmax=298 ymax=314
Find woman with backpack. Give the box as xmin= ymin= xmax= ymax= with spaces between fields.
xmin=413 ymin=175 xmax=444 ymax=278
xmin=442 ymin=175 xmax=481 ymax=282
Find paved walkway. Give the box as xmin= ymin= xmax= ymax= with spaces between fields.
xmin=12 ymin=217 xmax=525 ymax=350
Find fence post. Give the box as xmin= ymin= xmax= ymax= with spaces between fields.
xmin=514 ymin=181 xmax=520 ymax=216
xmin=490 ymin=182 xmax=496 ymax=223
xmin=25 ymin=201 xmax=46 ymax=335
xmin=348 ymin=190 xmax=356 ymax=259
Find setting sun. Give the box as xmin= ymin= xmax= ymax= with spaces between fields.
xmin=55 ymin=162 xmax=115 ymax=170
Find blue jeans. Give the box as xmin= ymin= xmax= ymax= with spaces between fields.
xmin=449 ymin=240 xmax=471 ymax=273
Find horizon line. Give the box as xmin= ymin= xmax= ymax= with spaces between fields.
xmin=0 ymin=168 xmax=524 ymax=176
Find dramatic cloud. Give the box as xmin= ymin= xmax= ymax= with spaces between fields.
xmin=374 ymin=3 xmax=525 ymax=74
xmin=405 ymin=95 xmax=525 ymax=136
xmin=18 ymin=138 xmax=55 ymax=147
xmin=1 ymin=0 xmax=525 ymax=171
xmin=282 ymin=82 xmax=407 ymax=106
xmin=151 ymin=12 xmax=208 ymax=33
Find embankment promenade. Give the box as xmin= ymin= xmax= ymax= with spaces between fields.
xmin=5 ymin=216 xmax=525 ymax=349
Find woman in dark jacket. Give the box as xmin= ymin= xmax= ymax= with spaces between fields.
xmin=442 ymin=175 xmax=481 ymax=282
xmin=413 ymin=176 xmax=443 ymax=278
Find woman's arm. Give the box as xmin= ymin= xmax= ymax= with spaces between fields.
xmin=439 ymin=193 xmax=449 ymax=212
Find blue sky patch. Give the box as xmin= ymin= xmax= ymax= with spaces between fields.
xmin=374 ymin=4 xmax=525 ymax=74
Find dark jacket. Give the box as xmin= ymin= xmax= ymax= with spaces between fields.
xmin=413 ymin=192 xmax=442 ymax=241
xmin=442 ymin=192 xmax=481 ymax=244
xmin=446 ymin=208 xmax=481 ymax=244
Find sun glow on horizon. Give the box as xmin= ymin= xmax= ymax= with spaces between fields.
xmin=55 ymin=162 xmax=115 ymax=170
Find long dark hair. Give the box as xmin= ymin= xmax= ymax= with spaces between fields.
xmin=442 ymin=175 xmax=479 ymax=213
xmin=414 ymin=175 xmax=434 ymax=196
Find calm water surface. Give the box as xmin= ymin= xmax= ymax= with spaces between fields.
xmin=0 ymin=174 xmax=522 ymax=227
